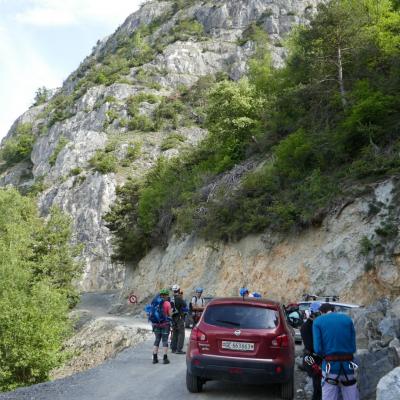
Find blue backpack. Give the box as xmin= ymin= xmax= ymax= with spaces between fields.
xmin=145 ymin=296 xmax=168 ymax=324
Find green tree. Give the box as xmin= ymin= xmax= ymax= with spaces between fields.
xmin=205 ymin=79 xmax=263 ymax=170
xmin=0 ymin=189 xmax=81 ymax=390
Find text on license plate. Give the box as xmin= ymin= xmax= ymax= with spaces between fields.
xmin=221 ymin=341 xmax=254 ymax=351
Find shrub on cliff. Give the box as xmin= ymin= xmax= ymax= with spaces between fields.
xmin=1 ymin=123 xmax=35 ymax=166
xmin=0 ymin=188 xmax=82 ymax=391
xmin=89 ymin=149 xmax=118 ymax=174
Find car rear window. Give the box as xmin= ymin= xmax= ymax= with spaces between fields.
xmin=299 ymin=303 xmax=310 ymax=312
xmin=204 ymin=304 xmax=279 ymax=329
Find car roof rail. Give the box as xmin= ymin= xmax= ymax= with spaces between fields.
xmin=302 ymin=294 xmax=340 ymax=302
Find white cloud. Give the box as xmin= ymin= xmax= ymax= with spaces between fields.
xmin=15 ymin=0 xmax=143 ymax=28
xmin=0 ymin=28 xmax=62 ymax=138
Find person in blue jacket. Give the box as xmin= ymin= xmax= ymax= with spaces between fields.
xmin=313 ymin=303 xmax=359 ymax=400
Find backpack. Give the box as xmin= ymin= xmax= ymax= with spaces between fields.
xmin=146 ymin=296 xmax=168 ymax=324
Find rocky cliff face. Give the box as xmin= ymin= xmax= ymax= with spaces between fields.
xmin=11 ymin=0 xmax=400 ymax=306
xmin=1 ymin=0 xmax=324 ymax=292
xmin=124 ymin=178 xmax=400 ymax=305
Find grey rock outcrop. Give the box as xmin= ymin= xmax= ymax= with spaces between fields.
xmin=350 ymin=297 xmax=400 ymax=351
xmin=389 ymin=338 xmax=400 ymax=359
xmin=357 ymin=347 xmax=400 ymax=399
xmin=376 ymin=367 xmax=400 ymax=400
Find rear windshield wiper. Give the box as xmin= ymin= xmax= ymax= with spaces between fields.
xmin=215 ymin=319 xmax=240 ymax=327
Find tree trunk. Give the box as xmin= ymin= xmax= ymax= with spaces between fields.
xmin=337 ymin=45 xmax=347 ymax=108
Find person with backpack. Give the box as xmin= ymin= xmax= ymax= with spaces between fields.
xmin=313 ymin=303 xmax=359 ymax=400
xmin=150 ymin=288 xmax=172 ymax=364
xmin=170 ymin=284 xmax=187 ymax=354
xmin=301 ymin=302 xmax=322 ymax=400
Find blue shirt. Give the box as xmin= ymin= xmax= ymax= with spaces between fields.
xmin=313 ymin=312 xmax=356 ymax=375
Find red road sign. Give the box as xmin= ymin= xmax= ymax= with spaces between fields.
xmin=128 ymin=294 xmax=137 ymax=304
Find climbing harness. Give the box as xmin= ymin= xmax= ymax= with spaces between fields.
xmin=324 ymin=358 xmax=358 ymax=387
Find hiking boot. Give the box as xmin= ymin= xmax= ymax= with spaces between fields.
xmin=163 ymin=355 xmax=170 ymax=364
xmin=152 ymin=354 xmax=158 ymax=364
xmin=176 ymin=350 xmax=186 ymax=354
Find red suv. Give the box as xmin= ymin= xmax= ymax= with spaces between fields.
xmin=186 ymin=297 xmax=295 ymax=399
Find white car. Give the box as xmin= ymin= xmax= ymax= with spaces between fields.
xmin=298 ymin=301 xmax=360 ymax=315
xmin=288 ymin=300 xmax=361 ymax=344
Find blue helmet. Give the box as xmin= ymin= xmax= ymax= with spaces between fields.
xmin=310 ymin=302 xmax=322 ymax=314
xmin=195 ymin=287 xmax=203 ymax=293
xmin=252 ymin=292 xmax=262 ymax=298
xmin=239 ymin=287 xmax=249 ymax=296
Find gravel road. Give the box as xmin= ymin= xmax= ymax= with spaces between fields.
xmin=0 ymin=338 xmax=305 ymax=400
xmin=0 ymin=293 xmax=306 ymax=400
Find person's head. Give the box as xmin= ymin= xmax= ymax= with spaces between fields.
xmin=240 ymin=287 xmax=249 ymax=297
xmin=159 ymin=288 xmax=169 ymax=299
xmin=319 ymin=303 xmax=335 ymax=314
xmin=195 ymin=287 xmax=203 ymax=297
xmin=172 ymin=284 xmax=180 ymax=296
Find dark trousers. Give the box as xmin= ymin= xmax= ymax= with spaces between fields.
xmin=171 ymin=317 xmax=185 ymax=351
xmin=312 ymin=374 xmax=322 ymax=400
xmin=303 ymin=355 xmax=322 ymax=400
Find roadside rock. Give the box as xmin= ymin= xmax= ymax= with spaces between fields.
xmin=379 ymin=315 xmax=400 ymax=339
xmin=350 ymin=297 xmax=400 ymax=350
xmin=50 ymin=317 xmax=151 ymax=380
xmin=390 ymin=338 xmax=400 ymax=359
xmin=70 ymin=309 xmax=94 ymax=331
xmin=357 ymin=347 xmax=400 ymax=400
xmin=376 ymin=367 xmax=400 ymax=400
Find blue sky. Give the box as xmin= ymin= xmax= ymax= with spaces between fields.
xmin=0 ymin=0 xmax=143 ymax=139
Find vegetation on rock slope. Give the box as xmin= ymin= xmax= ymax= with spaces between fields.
xmin=107 ymin=0 xmax=400 ymax=262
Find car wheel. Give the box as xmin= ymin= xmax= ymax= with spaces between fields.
xmin=281 ymin=375 xmax=294 ymax=400
xmin=186 ymin=370 xmax=203 ymax=393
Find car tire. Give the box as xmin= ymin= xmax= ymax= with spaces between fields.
xmin=281 ymin=375 xmax=294 ymax=400
xmin=186 ymin=370 xmax=203 ymax=393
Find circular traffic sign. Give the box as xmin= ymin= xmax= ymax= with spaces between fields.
xmin=128 ymin=294 xmax=137 ymax=304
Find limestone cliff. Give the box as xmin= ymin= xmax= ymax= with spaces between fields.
xmin=5 ymin=0 xmax=399 ymax=305
xmin=0 ymin=0 xmax=324 ymax=292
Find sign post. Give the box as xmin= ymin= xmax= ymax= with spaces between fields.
xmin=128 ymin=294 xmax=138 ymax=304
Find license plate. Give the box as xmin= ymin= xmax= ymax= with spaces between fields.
xmin=221 ymin=341 xmax=254 ymax=351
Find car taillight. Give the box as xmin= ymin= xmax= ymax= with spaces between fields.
xmin=190 ymin=326 xmax=207 ymax=342
xmin=271 ymin=334 xmax=289 ymax=347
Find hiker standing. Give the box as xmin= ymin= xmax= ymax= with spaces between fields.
xmin=313 ymin=303 xmax=359 ymax=400
xmin=301 ymin=302 xmax=322 ymax=400
xmin=170 ymin=284 xmax=187 ymax=354
xmin=151 ymin=288 xmax=172 ymax=364
xmin=190 ymin=287 xmax=205 ymax=325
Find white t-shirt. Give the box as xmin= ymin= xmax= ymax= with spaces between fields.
xmin=191 ymin=296 xmax=205 ymax=308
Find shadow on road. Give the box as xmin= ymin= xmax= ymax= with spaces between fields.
xmin=191 ymin=381 xmax=281 ymax=399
